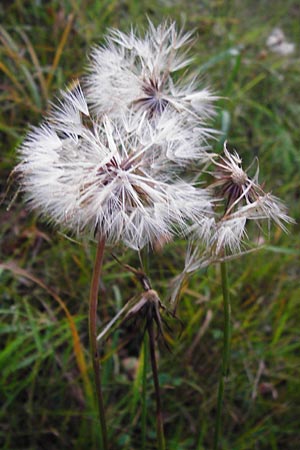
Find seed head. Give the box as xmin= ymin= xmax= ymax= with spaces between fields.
xmin=192 ymin=142 xmax=294 ymax=254
xmin=17 ymin=83 xmax=214 ymax=250
xmin=85 ymin=21 xmax=217 ymax=126
xmin=211 ymin=142 xmax=261 ymax=212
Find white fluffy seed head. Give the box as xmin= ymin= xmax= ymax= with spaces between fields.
xmin=17 ymin=84 xmax=215 ymax=250
xmin=85 ymin=21 xmax=217 ymax=128
xmin=192 ymin=144 xmax=294 ymax=255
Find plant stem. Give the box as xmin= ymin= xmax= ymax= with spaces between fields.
xmin=140 ymin=248 xmax=150 ymax=450
xmin=141 ymin=333 xmax=149 ymax=450
xmin=148 ymin=321 xmax=166 ymax=450
xmin=89 ymin=236 xmax=108 ymax=450
xmin=213 ymin=260 xmax=231 ymax=450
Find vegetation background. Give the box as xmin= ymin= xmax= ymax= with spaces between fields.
xmin=1 ymin=1 xmax=299 ymax=449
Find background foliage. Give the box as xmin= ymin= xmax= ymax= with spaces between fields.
xmin=1 ymin=1 xmax=299 ymax=449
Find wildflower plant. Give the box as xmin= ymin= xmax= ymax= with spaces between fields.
xmin=16 ymin=43 xmax=216 ymax=447
xmin=12 ymin=18 xmax=293 ymax=450
xmin=173 ymin=142 xmax=293 ymax=449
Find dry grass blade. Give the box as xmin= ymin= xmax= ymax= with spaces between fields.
xmin=46 ymin=13 xmax=75 ymax=89
xmin=17 ymin=29 xmax=48 ymax=102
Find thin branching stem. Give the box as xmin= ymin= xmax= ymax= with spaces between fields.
xmin=213 ymin=260 xmax=231 ymax=450
xmin=89 ymin=236 xmax=108 ymax=450
xmin=148 ymin=321 xmax=166 ymax=450
xmin=141 ymin=333 xmax=149 ymax=450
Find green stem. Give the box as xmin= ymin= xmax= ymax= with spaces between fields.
xmin=140 ymin=248 xmax=150 ymax=450
xmin=148 ymin=322 xmax=166 ymax=450
xmin=89 ymin=236 xmax=108 ymax=450
xmin=141 ymin=333 xmax=149 ymax=450
xmin=213 ymin=260 xmax=231 ymax=450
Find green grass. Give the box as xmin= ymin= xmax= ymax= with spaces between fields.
xmin=1 ymin=1 xmax=300 ymax=449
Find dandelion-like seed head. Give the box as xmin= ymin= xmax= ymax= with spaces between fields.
xmin=85 ymin=20 xmax=217 ymax=125
xmin=196 ymin=142 xmax=295 ymax=255
xmin=17 ymin=83 xmax=214 ymax=250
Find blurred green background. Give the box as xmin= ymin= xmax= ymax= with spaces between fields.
xmin=1 ymin=1 xmax=299 ymax=449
